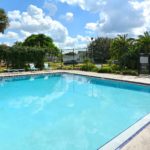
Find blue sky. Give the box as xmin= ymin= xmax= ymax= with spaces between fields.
xmin=0 ymin=0 xmax=150 ymax=48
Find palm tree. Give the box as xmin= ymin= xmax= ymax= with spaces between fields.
xmin=0 ymin=8 xmax=9 ymax=33
xmin=110 ymin=34 xmax=136 ymax=68
xmin=110 ymin=34 xmax=134 ymax=60
xmin=137 ymin=31 xmax=150 ymax=53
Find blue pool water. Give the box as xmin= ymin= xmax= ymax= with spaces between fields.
xmin=0 ymin=73 xmax=150 ymax=150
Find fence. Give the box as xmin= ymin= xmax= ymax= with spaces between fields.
xmin=46 ymin=47 xmax=94 ymax=69
xmin=62 ymin=48 xmax=89 ymax=62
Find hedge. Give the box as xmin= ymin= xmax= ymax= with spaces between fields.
xmin=0 ymin=46 xmax=46 ymax=69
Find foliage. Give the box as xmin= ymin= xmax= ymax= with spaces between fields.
xmin=98 ymin=66 xmax=112 ymax=73
xmin=1 ymin=46 xmax=46 ymax=69
xmin=137 ymin=31 xmax=150 ymax=53
xmin=22 ymin=34 xmax=60 ymax=61
xmin=0 ymin=8 xmax=9 ymax=33
xmin=23 ymin=34 xmax=53 ymax=47
xmin=0 ymin=44 xmax=9 ymax=64
xmin=0 ymin=31 xmax=150 ymax=75
xmin=110 ymin=34 xmax=138 ymax=69
xmin=0 ymin=45 xmax=6 ymax=60
xmin=97 ymin=65 xmax=138 ymax=75
xmin=110 ymin=64 xmax=120 ymax=71
xmin=80 ymin=60 xmax=96 ymax=71
xmin=48 ymin=62 xmax=58 ymax=70
xmin=62 ymin=65 xmax=73 ymax=70
xmin=88 ymin=37 xmax=112 ymax=63
xmin=122 ymin=70 xmax=138 ymax=76
xmin=13 ymin=41 xmax=23 ymax=47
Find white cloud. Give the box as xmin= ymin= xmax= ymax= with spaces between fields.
xmin=8 ymin=10 xmax=21 ymax=20
xmin=4 ymin=4 xmax=89 ymax=48
xmin=6 ymin=32 xmax=19 ymax=39
xmin=63 ymin=36 xmax=76 ymax=47
xmin=7 ymin=5 xmax=68 ymax=43
xmin=130 ymin=0 xmax=150 ymax=36
xmin=61 ymin=12 xmax=74 ymax=22
xmin=0 ymin=42 xmax=12 ymax=46
xmin=1 ymin=0 xmax=150 ymax=48
xmin=83 ymin=0 xmax=150 ymax=37
xmin=27 ymin=4 xmax=44 ymax=19
xmin=20 ymin=30 xmax=32 ymax=38
xmin=43 ymin=0 xmax=58 ymax=16
xmin=0 ymin=32 xmax=19 ymax=46
xmin=0 ymin=32 xmax=19 ymax=39
xmin=59 ymin=0 xmax=149 ymax=37
xmin=9 ymin=21 xmax=21 ymax=29
xmin=59 ymin=0 xmax=106 ymax=12
xmin=65 ymin=12 xmax=74 ymax=21
xmin=57 ymin=35 xmax=90 ymax=49
xmin=85 ymin=23 xmax=97 ymax=31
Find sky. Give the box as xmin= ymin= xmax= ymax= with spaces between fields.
xmin=0 ymin=0 xmax=150 ymax=48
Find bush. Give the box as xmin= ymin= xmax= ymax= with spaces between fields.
xmin=92 ymin=67 xmax=99 ymax=72
xmin=122 ymin=70 xmax=138 ymax=76
xmin=80 ymin=62 xmax=96 ymax=71
xmin=1 ymin=46 xmax=46 ymax=70
xmin=62 ymin=65 xmax=73 ymax=70
xmin=111 ymin=64 xmax=120 ymax=71
xmin=114 ymin=71 xmax=121 ymax=74
xmin=98 ymin=67 xmax=112 ymax=73
xmin=98 ymin=65 xmax=138 ymax=75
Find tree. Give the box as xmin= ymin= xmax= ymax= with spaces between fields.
xmin=0 ymin=44 xmax=10 ymax=68
xmin=13 ymin=41 xmax=23 ymax=47
xmin=137 ymin=31 xmax=150 ymax=53
xmin=88 ymin=37 xmax=112 ymax=63
xmin=110 ymin=34 xmax=134 ymax=67
xmin=23 ymin=34 xmax=60 ymax=61
xmin=0 ymin=8 xmax=9 ymax=33
xmin=23 ymin=34 xmax=55 ymax=48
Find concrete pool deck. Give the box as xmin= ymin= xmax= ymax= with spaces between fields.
xmin=0 ymin=70 xmax=150 ymax=85
xmin=122 ymin=124 xmax=150 ymax=150
xmin=0 ymin=70 xmax=150 ymax=150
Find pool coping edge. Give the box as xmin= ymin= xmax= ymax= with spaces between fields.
xmin=1 ymin=70 xmax=150 ymax=86
xmin=99 ymin=113 xmax=150 ymax=150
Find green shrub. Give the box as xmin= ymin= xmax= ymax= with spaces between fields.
xmin=80 ymin=63 xmax=96 ymax=71
xmin=97 ymin=64 xmax=122 ymax=74
xmin=114 ymin=71 xmax=121 ymax=74
xmin=98 ymin=67 xmax=112 ymax=73
xmin=1 ymin=46 xmax=46 ymax=69
xmin=102 ymin=64 xmax=109 ymax=67
xmin=24 ymin=65 xmax=29 ymax=71
xmin=111 ymin=64 xmax=120 ymax=71
xmin=122 ymin=70 xmax=138 ymax=76
xmin=62 ymin=65 xmax=73 ymax=70
xmin=92 ymin=67 xmax=99 ymax=72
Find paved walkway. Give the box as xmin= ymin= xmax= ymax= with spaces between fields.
xmin=122 ymin=124 xmax=150 ymax=150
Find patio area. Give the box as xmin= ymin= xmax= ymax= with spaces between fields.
xmin=122 ymin=124 xmax=150 ymax=150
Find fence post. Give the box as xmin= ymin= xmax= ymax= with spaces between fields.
xmin=86 ymin=48 xmax=88 ymax=61
xmin=73 ymin=48 xmax=75 ymax=69
xmin=61 ymin=49 xmax=63 ymax=69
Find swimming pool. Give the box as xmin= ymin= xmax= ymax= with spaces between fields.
xmin=0 ymin=73 xmax=150 ymax=150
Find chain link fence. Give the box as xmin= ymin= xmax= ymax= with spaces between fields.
xmin=46 ymin=47 xmax=93 ymax=69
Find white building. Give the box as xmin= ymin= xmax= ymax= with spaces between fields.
xmin=63 ymin=51 xmax=87 ymax=63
